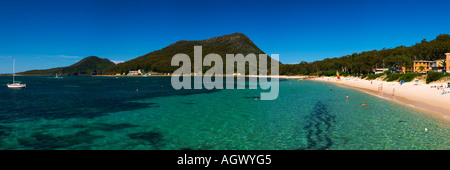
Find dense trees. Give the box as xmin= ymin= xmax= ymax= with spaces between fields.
xmin=426 ymin=72 xmax=445 ymax=84
xmin=281 ymin=34 xmax=450 ymax=75
xmin=104 ymin=33 xmax=276 ymax=75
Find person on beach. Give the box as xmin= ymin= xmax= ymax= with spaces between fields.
xmin=380 ymin=83 xmax=383 ymax=95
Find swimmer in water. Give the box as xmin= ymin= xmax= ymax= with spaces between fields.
xmin=346 ymin=94 xmax=349 ymax=100
xmin=361 ymin=103 xmax=367 ymax=106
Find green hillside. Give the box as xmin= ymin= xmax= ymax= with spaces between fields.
xmin=104 ymin=33 xmax=278 ymax=74
xmin=280 ymin=34 xmax=450 ymax=75
xmin=19 ymin=56 xmax=115 ymax=76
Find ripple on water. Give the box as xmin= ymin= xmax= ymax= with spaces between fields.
xmin=0 ymin=77 xmax=448 ymax=150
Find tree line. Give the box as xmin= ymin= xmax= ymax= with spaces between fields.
xmin=280 ymin=34 xmax=450 ymax=76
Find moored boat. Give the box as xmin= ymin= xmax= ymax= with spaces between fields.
xmin=7 ymin=59 xmax=26 ymax=88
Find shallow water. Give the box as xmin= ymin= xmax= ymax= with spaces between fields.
xmin=0 ymin=76 xmax=448 ymax=150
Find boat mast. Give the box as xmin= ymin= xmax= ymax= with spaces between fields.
xmin=12 ymin=58 xmax=15 ymax=83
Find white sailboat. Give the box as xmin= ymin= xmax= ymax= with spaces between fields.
xmin=7 ymin=59 xmax=26 ymax=88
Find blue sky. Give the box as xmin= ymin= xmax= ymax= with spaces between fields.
xmin=1 ymin=0 xmax=450 ymax=73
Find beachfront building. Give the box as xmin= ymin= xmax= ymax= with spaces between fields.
xmin=400 ymin=66 xmax=413 ymax=74
xmin=430 ymin=59 xmax=445 ymax=72
xmin=446 ymin=53 xmax=450 ymax=73
xmin=148 ymin=72 xmax=162 ymax=76
xmin=412 ymin=53 xmax=449 ymax=74
xmin=413 ymin=60 xmax=432 ymax=74
xmin=127 ymin=69 xmax=143 ymax=76
xmin=372 ymin=68 xmax=389 ymax=74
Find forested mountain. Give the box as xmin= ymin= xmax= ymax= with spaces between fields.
xmin=280 ymin=34 xmax=450 ymax=75
xmin=104 ymin=33 xmax=278 ymax=74
xmin=19 ymin=56 xmax=115 ymax=76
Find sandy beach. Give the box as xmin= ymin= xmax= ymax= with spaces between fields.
xmin=310 ymin=76 xmax=450 ymax=121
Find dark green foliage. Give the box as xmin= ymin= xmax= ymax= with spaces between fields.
xmin=323 ymin=70 xmax=337 ymax=76
xmin=105 ymin=33 xmax=278 ymax=74
xmin=360 ymin=74 xmax=368 ymax=79
xmin=399 ymin=73 xmax=421 ymax=82
xmin=365 ymin=74 xmax=383 ymax=80
xmin=384 ymin=73 xmax=401 ymax=82
xmin=280 ymin=34 xmax=450 ymax=75
xmin=426 ymin=71 xmax=445 ymax=84
xmin=384 ymin=70 xmax=392 ymax=75
xmin=383 ymin=73 xmax=422 ymax=83
xmin=340 ymin=72 xmax=350 ymax=77
xmin=19 ymin=56 xmax=115 ymax=76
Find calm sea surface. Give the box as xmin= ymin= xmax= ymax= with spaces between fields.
xmin=0 ymin=76 xmax=448 ymax=150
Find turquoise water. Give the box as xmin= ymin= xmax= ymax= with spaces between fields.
xmin=0 ymin=76 xmax=448 ymax=150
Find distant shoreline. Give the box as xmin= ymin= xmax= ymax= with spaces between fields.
xmin=1 ymin=74 xmax=310 ymax=78
xmin=0 ymin=74 xmax=174 ymax=77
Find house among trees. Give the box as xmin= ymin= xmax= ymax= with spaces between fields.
xmin=446 ymin=53 xmax=450 ymax=73
xmin=372 ymin=68 xmax=389 ymax=74
xmin=400 ymin=66 xmax=413 ymax=74
xmin=412 ymin=53 xmax=449 ymax=74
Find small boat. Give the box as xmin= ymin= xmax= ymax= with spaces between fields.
xmin=7 ymin=82 xmax=26 ymax=88
xmin=55 ymin=73 xmax=63 ymax=79
xmin=336 ymin=71 xmax=343 ymax=81
xmin=7 ymin=59 xmax=26 ymax=88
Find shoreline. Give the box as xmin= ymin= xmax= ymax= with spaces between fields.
xmin=97 ymin=74 xmax=450 ymax=122
xmin=310 ymin=76 xmax=450 ymax=122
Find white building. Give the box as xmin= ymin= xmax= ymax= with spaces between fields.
xmin=373 ymin=68 xmax=388 ymax=74
xmin=127 ymin=69 xmax=143 ymax=76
